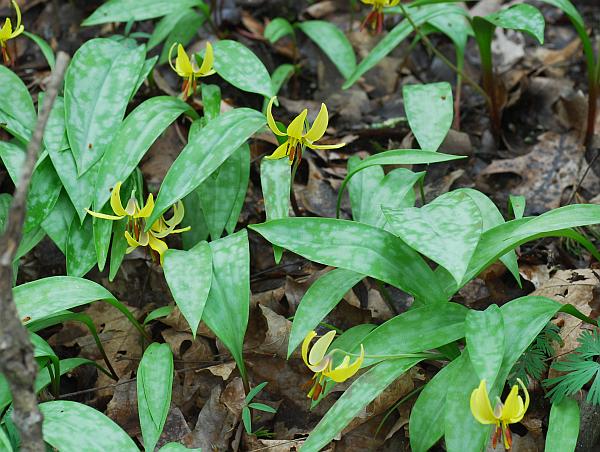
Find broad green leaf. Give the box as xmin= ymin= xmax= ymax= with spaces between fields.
xmin=383 ymin=191 xmax=483 ymax=285
xmin=202 ymin=230 xmax=250 ymax=378
xmin=42 ymin=191 xmax=76 ymax=254
xmin=0 ymin=65 xmax=36 ymax=143
xmin=133 ymin=57 xmax=158 ymax=99
xmin=212 ymin=40 xmax=273 ymax=98
xmin=343 ymin=4 xmax=465 ymax=88
xmin=158 ymin=10 xmax=206 ymax=65
xmin=138 ymin=343 xmax=174 ymax=452
xmin=347 ymin=156 xmax=421 ymax=228
xmin=180 ymin=191 xmax=209 ymax=250
xmin=148 ymin=108 xmax=266 ymax=226
xmin=148 ymin=8 xmax=193 ymax=50
xmin=201 ymin=84 xmax=221 ymax=122
xmin=94 ymin=96 xmax=189 ymax=208
xmin=83 ymin=0 xmax=203 ymax=25
xmin=144 ymin=306 xmax=174 ymax=326
xmin=297 ymin=21 xmax=356 ymax=79
xmin=40 ymin=401 xmax=138 ymax=451
xmin=336 ymin=149 xmax=465 ymax=216
xmin=403 ymin=82 xmax=453 ymax=151
xmin=14 ymin=276 xmax=116 ymax=323
xmin=0 ymin=194 xmax=11 ymax=232
xmin=64 ymin=38 xmax=145 ymax=174
xmin=270 ymin=64 xmax=294 ymax=96
xmin=360 ymin=302 xmax=468 ymax=366
xmin=546 ymin=398 xmax=579 ymax=452
xmin=159 ymin=444 xmax=201 ymax=451
xmin=288 ymin=268 xmax=364 ymax=357
xmin=109 ymin=218 xmax=128 ymax=281
xmin=480 ymin=4 xmax=545 ymax=44
xmin=23 ymin=31 xmax=55 ymax=69
xmin=264 ymin=18 xmax=295 ymax=44
xmin=249 ymin=218 xmax=447 ymax=303
xmin=92 ymin=203 xmax=114 ymax=271
xmin=260 ymin=157 xmax=290 ymax=263
xmin=163 ymin=242 xmax=212 ymax=337
xmin=197 ymin=144 xmax=250 ymax=240
xmin=466 ymin=305 xmax=504 ymax=386
xmin=0 ymin=425 xmax=11 ymax=451
xmin=66 ymin=215 xmax=96 ymax=277
xmin=24 ymin=157 xmax=62 ymax=232
xmin=0 ymin=140 xmax=25 ymax=183
xmin=426 ymin=13 xmax=472 ymax=50
xmin=301 ymin=358 xmax=422 ymax=452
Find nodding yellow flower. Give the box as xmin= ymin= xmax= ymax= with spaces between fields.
xmin=301 ymin=330 xmax=364 ymax=400
xmin=0 ymin=0 xmax=25 ymax=65
xmin=470 ymin=379 xmax=530 ymax=450
xmin=86 ymin=182 xmax=190 ymax=265
xmin=266 ymin=97 xmax=345 ymax=165
xmin=168 ymin=42 xmax=215 ymax=100
xmin=360 ymin=0 xmax=400 ymax=34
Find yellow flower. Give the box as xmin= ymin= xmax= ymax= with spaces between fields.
xmin=266 ymin=97 xmax=345 ymax=165
xmin=470 ymin=379 xmax=530 ymax=450
xmin=301 ymin=330 xmax=364 ymax=400
xmin=168 ymin=42 xmax=215 ymax=99
xmin=0 ymin=0 xmax=25 ymax=65
xmin=360 ymin=0 xmax=399 ymax=34
xmin=86 ymin=182 xmax=190 ymax=265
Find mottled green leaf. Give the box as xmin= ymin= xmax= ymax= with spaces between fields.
xmin=40 ymin=401 xmax=138 ymax=451
xmin=466 ymin=305 xmax=504 ymax=385
xmin=83 ymin=0 xmax=203 ymax=25
xmin=148 ymin=108 xmax=265 ymax=226
xmin=66 ymin=215 xmax=96 ymax=277
xmin=260 ymin=157 xmax=290 ymax=263
xmin=64 ymin=38 xmax=145 ymax=174
xmin=0 ymin=65 xmax=36 ymax=143
xmin=94 ymin=96 xmax=189 ymax=208
xmin=212 ymin=40 xmax=273 ymax=98
xmin=24 ymin=157 xmax=62 ymax=232
xmin=298 ymin=21 xmax=356 ymax=79
xmin=480 ymin=4 xmax=545 ymax=44
xmin=250 ymin=218 xmax=447 ymax=303
xmin=288 ymin=268 xmax=364 ymax=357
xmin=383 ymin=190 xmax=483 ymax=285
xmin=403 ymin=82 xmax=453 ymax=151
xmin=264 ymin=18 xmax=295 ymax=44
xmin=138 ymin=343 xmax=174 ymax=452
xmin=42 ymin=192 xmax=76 ymax=254
xmin=546 ymin=398 xmax=579 ymax=452
xmin=163 ymin=242 xmax=212 ymax=337
xmin=201 ymin=84 xmax=221 ymax=122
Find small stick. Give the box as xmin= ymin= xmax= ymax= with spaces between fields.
xmin=0 ymin=51 xmax=70 ymax=452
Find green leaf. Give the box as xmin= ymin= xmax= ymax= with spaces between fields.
xmin=158 ymin=10 xmax=206 ymax=65
xmin=83 ymin=0 xmax=203 ymax=25
xmin=383 ymin=190 xmax=483 ymax=285
xmin=163 ymin=242 xmax=212 ymax=337
xmin=242 ymin=406 xmax=252 ymax=433
xmin=159 ymin=443 xmax=201 ymax=451
xmin=264 ymin=18 xmax=295 ymax=44
xmin=109 ymin=218 xmax=128 ymax=281
xmin=202 ymin=230 xmax=250 ymax=378
xmin=40 ymin=401 xmax=138 ymax=451
xmin=201 ymin=84 xmax=221 ymax=122
xmin=23 ymin=31 xmax=55 ymax=69
xmin=403 ymin=82 xmax=453 ymax=151
xmin=248 ymin=402 xmax=276 ymax=413
xmin=249 ymin=218 xmax=447 ymax=303
xmin=24 ymin=157 xmax=62 ymax=233
xmin=466 ymin=305 xmax=504 ymax=386
xmin=197 ymin=144 xmax=250 ymax=240
xmin=148 ymin=108 xmax=266 ymax=227
xmin=144 ymin=306 xmax=175 ymax=326
xmin=138 ymin=343 xmax=174 ymax=452
xmin=425 ymin=13 xmax=472 ymax=51
xmin=94 ymin=96 xmax=189 ymax=208
xmin=336 ymin=149 xmax=465 ymax=216
xmin=288 ymin=268 xmax=364 ymax=358
xmin=42 ymin=192 xmax=76 ymax=254
xmin=509 ymin=194 xmax=526 ymax=219
xmin=301 ymin=358 xmax=422 ymax=452
xmin=66 ymin=215 xmax=96 ymax=277
xmin=480 ymin=4 xmax=545 ymax=44
xmin=246 ymin=382 xmax=268 ymax=403
xmin=212 ymin=40 xmax=273 ymax=98
xmin=133 ymin=57 xmax=158 ymax=98
xmin=360 ymin=302 xmax=467 ymax=366
xmin=0 ymin=65 xmax=36 ymax=143
xmin=64 ymin=38 xmax=145 ymax=175
xmin=147 ymin=8 xmax=193 ymax=50
xmin=260 ymin=157 xmax=290 ymax=263
xmin=297 ymin=21 xmax=356 ymax=79
xmin=343 ymin=4 xmax=465 ymax=88
xmin=546 ymin=398 xmax=579 ymax=452
xmin=180 ymin=191 xmax=209 ymax=249
xmin=0 ymin=425 xmax=11 ymax=451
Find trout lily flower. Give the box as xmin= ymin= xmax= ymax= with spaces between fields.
xmin=266 ymin=97 xmax=345 ymax=165
xmin=360 ymin=0 xmax=399 ymax=34
xmin=86 ymin=182 xmax=190 ymax=265
xmin=470 ymin=379 xmax=530 ymax=450
xmin=302 ymin=330 xmax=364 ymax=400
xmin=168 ymin=42 xmax=215 ymax=99
xmin=0 ymin=0 xmax=24 ymax=65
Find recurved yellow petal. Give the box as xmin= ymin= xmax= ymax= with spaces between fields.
xmin=266 ymin=97 xmax=286 ymax=136
xmin=287 ymin=109 xmax=307 ymax=139
xmin=197 ymin=41 xmax=214 ymax=76
xmin=265 ymin=141 xmax=289 ymax=160
xmin=503 ymin=380 xmax=528 ymax=423
xmin=85 ymin=209 xmax=124 ymax=221
xmin=164 ymin=201 xmax=185 ymax=227
xmin=305 ymin=142 xmax=346 ymax=150
xmin=110 ymin=182 xmax=129 ymax=217
xmin=302 ymin=331 xmax=318 ymax=368
xmin=176 ymin=44 xmax=193 ymax=77
xmin=304 ymin=103 xmax=328 ymax=142
xmin=470 ymin=380 xmax=497 ymax=425
xmin=148 ymin=234 xmax=168 ymax=265
xmin=10 ymin=0 xmax=22 ymax=38
xmin=325 ymin=344 xmax=364 ymax=382
xmin=0 ymin=18 xmax=11 ymax=41
xmin=135 ymin=193 xmax=154 ymax=218
xmin=309 ymin=330 xmax=336 ymax=367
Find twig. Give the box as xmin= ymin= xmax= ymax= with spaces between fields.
xmin=0 ymin=51 xmax=70 ymax=452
